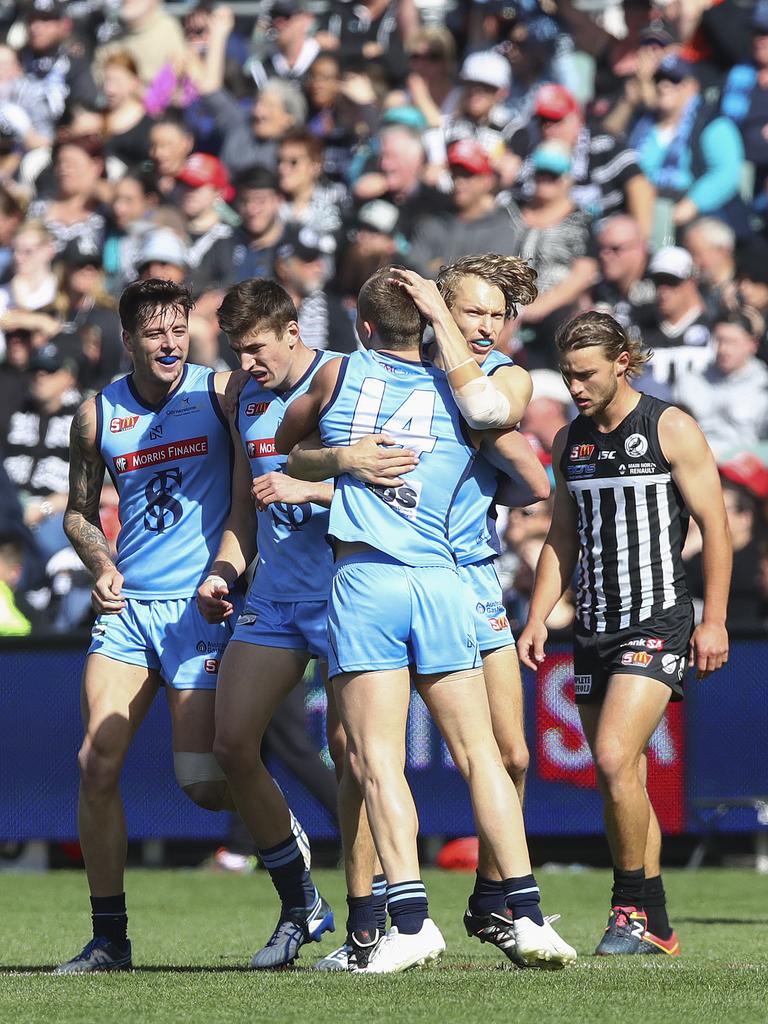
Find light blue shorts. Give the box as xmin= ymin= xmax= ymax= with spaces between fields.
xmin=459 ymin=559 xmax=515 ymax=653
xmin=232 ymin=591 xmax=329 ymax=661
xmin=328 ymin=552 xmax=480 ymax=678
xmin=88 ymin=596 xmax=235 ymax=690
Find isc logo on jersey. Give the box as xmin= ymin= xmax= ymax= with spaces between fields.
xmin=247 ymin=438 xmax=277 ymax=457
xmin=245 ymin=402 xmax=270 ymax=417
xmin=570 ymin=443 xmax=595 ymax=461
xmin=621 ymin=650 xmax=653 ymax=667
xmin=110 ymin=415 xmax=140 ymax=433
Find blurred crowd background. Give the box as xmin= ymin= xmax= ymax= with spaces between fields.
xmin=1 ymin=0 xmax=768 ymax=637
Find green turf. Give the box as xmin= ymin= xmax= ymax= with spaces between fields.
xmin=0 ymin=867 xmax=766 ymax=1024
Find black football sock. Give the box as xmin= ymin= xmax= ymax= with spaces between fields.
xmin=611 ymin=867 xmax=645 ymax=909
xmin=90 ymin=893 xmax=128 ymax=945
xmin=643 ymin=875 xmax=672 ymax=939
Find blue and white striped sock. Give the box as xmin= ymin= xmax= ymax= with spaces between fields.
xmin=503 ymin=874 xmax=544 ymax=925
xmin=372 ymin=874 xmax=388 ymax=933
xmin=387 ymin=880 xmax=428 ymax=935
xmin=258 ymin=835 xmax=316 ymax=911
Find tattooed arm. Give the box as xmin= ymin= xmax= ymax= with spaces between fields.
xmin=63 ymin=397 xmax=125 ymax=615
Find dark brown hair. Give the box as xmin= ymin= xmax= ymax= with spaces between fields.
xmin=357 ymin=265 xmax=425 ymax=350
xmin=555 ymin=310 xmax=651 ymax=378
xmin=217 ymin=278 xmax=298 ymax=338
xmin=119 ymin=278 xmax=195 ymax=337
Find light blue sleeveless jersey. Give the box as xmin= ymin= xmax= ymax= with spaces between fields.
xmin=319 ymin=349 xmax=475 ymax=567
xmin=97 ymin=363 xmax=232 ymax=599
xmin=448 ymin=349 xmax=513 ymax=566
xmin=239 ymin=349 xmax=336 ymax=601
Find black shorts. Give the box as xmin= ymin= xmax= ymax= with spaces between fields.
xmin=572 ymin=602 xmax=694 ymax=705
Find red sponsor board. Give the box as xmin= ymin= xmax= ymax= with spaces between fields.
xmin=536 ymin=653 xmax=684 ymax=833
xmin=247 ymin=437 xmax=277 ymax=458
xmin=113 ymin=435 xmax=208 ymax=473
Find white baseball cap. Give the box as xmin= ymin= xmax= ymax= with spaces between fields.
xmin=460 ymin=50 xmax=511 ymax=91
xmin=648 ymin=245 xmax=694 ymax=280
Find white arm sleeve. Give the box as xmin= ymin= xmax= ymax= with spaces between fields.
xmin=450 ymin=374 xmax=512 ymax=430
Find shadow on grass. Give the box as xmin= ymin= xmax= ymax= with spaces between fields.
xmin=675 ymin=917 xmax=768 ymax=926
xmin=0 ymin=964 xmax=253 ymax=975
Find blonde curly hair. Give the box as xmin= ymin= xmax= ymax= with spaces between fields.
xmin=436 ymin=253 xmax=538 ymax=320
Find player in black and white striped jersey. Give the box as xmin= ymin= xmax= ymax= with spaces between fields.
xmin=518 ymin=311 xmax=731 ymax=959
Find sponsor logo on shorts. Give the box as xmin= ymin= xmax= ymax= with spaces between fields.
xmin=488 ymin=614 xmax=509 ymax=632
xmin=620 ymin=650 xmax=653 ymax=667
xmin=569 ymin=443 xmax=595 ymax=462
xmin=661 ymin=653 xmax=681 ymax=676
xmin=113 ymin=436 xmax=208 ymax=473
xmin=574 ymin=674 xmax=592 ymax=694
xmin=620 ymin=637 xmax=665 ymax=651
xmin=245 ymin=402 xmax=271 ymax=416
xmin=236 ymin=613 xmax=258 ymax=626
xmin=196 ymin=640 xmax=227 ymax=654
xmin=624 ymin=433 xmax=648 ymax=457
xmin=110 ymin=415 xmax=139 ymax=433
xmin=204 ymin=658 xmax=219 ymax=674
xmin=247 ymin=438 xmax=276 ymax=458
xmin=91 ymin=624 xmax=106 ymax=637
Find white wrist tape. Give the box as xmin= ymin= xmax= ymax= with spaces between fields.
xmin=450 ymin=374 xmax=512 ymax=429
xmin=205 ymin=574 xmax=229 ymax=591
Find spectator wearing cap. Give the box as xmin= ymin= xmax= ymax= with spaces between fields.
xmin=504 ymin=142 xmax=598 ymax=369
xmin=231 ymin=166 xmax=285 ymax=283
xmin=275 ymin=225 xmax=356 ymax=354
xmin=629 ymin=54 xmax=746 ymax=235
xmin=278 ymin=129 xmax=348 ymax=239
xmin=50 ymin=241 xmax=123 ymax=393
xmin=96 ymin=0 xmax=186 ymax=87
xmin=352 ymin=115 xmax=452 ymax=244
xmin=27 ymin=139 xmax=107 ymax=257
xmin=20 ymin=0 xmax=98 ymax=124
xmin=407 ymin=138 xmax=524 ymax=279
xmin=674 ymin=310 xmax=768 ymax=458
xmin=443 ymin=50 xmax=512 ymax=166
xmin=508 ymin=83 xmax=654 ymax=235
xmin=683 ymin=217 xmax=737 ymax=321
xmin=100 ymin=51 xmax=154 ymax=171
xmin=246 ymin=0 xmax=320 ymax=92
xmin=176 ymin=153 xmax=236 ymax=294
xmin=2 ymin=341 xmax=80 ymax=562
xmin=135 ymin=227 xmax=188 ymax=284
xmin=721 ymin=0 xmax=768 ymax=196
xmin=644 ymin=244 xmax=714 ymax=388
xmin=591 ymin=213 xmax=656 ymax=334
xmin=338 ymin=199 xmax=403 ymax=296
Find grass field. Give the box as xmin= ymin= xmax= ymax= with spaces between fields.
xmin=1 ymin=867 xmax=766 ymax=1024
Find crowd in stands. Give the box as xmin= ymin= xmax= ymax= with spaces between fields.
xmin=1 ymin=0 xmax=768 ymax=636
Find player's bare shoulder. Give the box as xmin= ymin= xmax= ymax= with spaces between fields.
xmin=657 ymin=403 xmax=708 ymax=465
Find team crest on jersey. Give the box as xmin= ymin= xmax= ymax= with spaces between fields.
xmin=625 ymin=433 xmax=648 ymax=457
xmin=247 ymin=438 xmax=277 ymax=458
xmin=113 ymin=436 xmax=208 ymax=473
xmin=110 ymin=415 xmax=139 ymax=433
xmin=569 ymin=443 xmax=595 ymax=461
xmin=245 ymin=402 xmax=270 ymax=416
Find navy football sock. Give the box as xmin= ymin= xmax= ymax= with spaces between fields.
xmin=387 ymin=880 xmax=428 ymax=935
xmin=468 ymin=872 xmax=505 ymax=916
xmin=90 ymin=893 xmax=128 ymax=945
xmin=503 ymin=874 xmax=544 ymax=925
xmin=258 ymin=835 xmax=316 ymax=910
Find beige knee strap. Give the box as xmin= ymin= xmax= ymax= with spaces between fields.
xmin=173 ymin=752 xmax=226 ymax=788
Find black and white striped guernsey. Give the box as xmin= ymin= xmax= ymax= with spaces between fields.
xmin=560 ymin=393 xmax=691 ymax=634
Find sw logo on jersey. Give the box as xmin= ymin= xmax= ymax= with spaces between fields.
xmin=570 ymin=443 xmax=595 ymax=461
xmin=621 ymin=650 xmax=653 ymax=667
xmin=110 ymin=415 xmax=139 ymax=433
xmin=488 ymin=614 xmax=509 ymax=632
xmin=247 ymin=438 xmax=277 ymax=458
xmin=245 ymin=402 xmax=270 ymax=416
xmin=113 ymin=436 xmax=208 ymax=473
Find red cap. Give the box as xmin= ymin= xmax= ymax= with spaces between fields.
xmin=177 ymin=153 xmax=234 ymax=201
xmin=534 ymin=83 xmax=580 ymax=121
xmin=719 ymin=452 xmax=768 ymax=501
xmin=447 ymin=138 xmax=494 ymax=176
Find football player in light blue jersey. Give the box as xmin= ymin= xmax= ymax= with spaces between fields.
xmin=57 ymin=280 xmax=246 ymax=974
xmin=276 ymin=266 xmax=575 ymax=973
xmin=196 ymin=279 xmax=366 ymax=970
